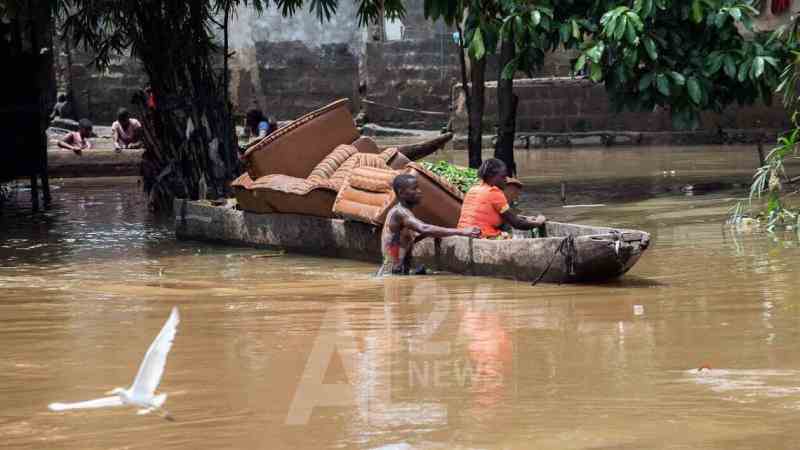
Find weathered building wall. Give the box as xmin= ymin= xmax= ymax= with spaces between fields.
xmin=364 ymin=38 xmax=460 ymax=128
xmin=227 ymin=6 xmax=363 ymax=119
xmin=452 ymin=78 xmax=790 ymax=133
xmin=362 ymin=0 xmax=577 ymax=128
xmin=360 ymin=0 xmax=457 ymax=128
xmin=53 ymin=29 xmax=148 ymax=124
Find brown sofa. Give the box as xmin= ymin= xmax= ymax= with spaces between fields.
xmin=403 ymin=162 xmax=464 ymax=228
xmin=233 ymin=98 xmax=458 ymax=218
xmin=233 ymin=145 xmax=398 ymax=217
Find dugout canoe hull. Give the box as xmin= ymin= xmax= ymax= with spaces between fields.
xmin=175 ymin=199 xmax=650 ymax=283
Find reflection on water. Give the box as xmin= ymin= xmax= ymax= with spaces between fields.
xmin=1 ymin=146 xmax=799 ymax=449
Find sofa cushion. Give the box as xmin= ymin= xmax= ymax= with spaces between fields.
xmin=328 ymin=152 xmax=392 ymax=191
xmin=307 ymin=144 xmax=359 ymax=184
xmin=332 ymin=167 xmax=399 ymax=225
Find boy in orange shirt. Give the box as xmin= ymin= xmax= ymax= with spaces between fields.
xmin=458 ymin=158 xmax=545 ymax=238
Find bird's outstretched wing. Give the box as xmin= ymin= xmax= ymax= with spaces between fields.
xmin=130 ymin=307 xmax=180 ymax=397
xmin=49 ymin=396 xmax=124 ymax=411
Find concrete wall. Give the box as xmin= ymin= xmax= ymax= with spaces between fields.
xmin=57 ymin=49 xmax=148 ymax=124
xmin=227 ymin=6 xmax=364 ymax=119
xmin=53 ymin=24 xmax=149 ymax=125
xmin=452 ymin=78 xmax=790 ymax=133
xmin=364 ymin=38 xmax=460 ymax=128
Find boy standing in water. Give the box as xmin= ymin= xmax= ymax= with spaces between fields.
xmin=379 ymin=174 xmax=480 ymax=275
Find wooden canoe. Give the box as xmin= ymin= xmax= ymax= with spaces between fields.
xmin=175 ymin=199 xmax=650 ymax=283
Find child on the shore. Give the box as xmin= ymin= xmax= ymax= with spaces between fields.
xmin=57 ymin=119 xmax=93 ymax=155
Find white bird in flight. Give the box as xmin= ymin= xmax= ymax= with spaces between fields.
xmin=48 ymin=307 xmax=180 ymax=421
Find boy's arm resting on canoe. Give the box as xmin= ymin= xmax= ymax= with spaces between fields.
xmin=501 ymin=211 xmax=546 ymax=230
xmin=400 ymin=213 xmax=480 ymax=240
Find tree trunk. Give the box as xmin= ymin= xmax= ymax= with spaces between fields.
xmin=130 ymin=3 xmax=238 ymax=212
xmin=468 ymin=55 xmax=486 ymax=169
xmin=456 ymin=23 xmax=470 ymax=119
xmin=495 ymin=32 xmax=517 ymax=176
xmin=222 ymin=5 xmax=235 ymax=184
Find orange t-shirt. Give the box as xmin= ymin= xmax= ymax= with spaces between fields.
xmin=457 ymin=182 xmax=510 ymax=237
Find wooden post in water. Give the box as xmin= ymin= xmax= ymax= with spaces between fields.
xmin=560 ymin=181 xmax=567 ymax=205
xmin=30 ymin=174 xmax=39 ymax=210
xmin=39 ymin=131 xmax=51 ymax=205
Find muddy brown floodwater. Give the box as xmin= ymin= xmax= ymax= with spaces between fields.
xmin=1 ymin=146 xmax=799 ymax=450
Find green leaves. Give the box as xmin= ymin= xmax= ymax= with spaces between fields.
xmin=643 ymin=36 xmax=658 ymax=60
xmin=638 ymin=72 xmax=655 ymax=91
xmin=572 ymin=19 xmax=581 ymax=39
xmin=738 ymin=59 xmax=752 ymax=82
xmin=687 ymin=77 xmax=702 ymax=104
xmin=691 ymin=0 xmax=703 ymax=24
xmin=590 ymin=63 xmax=603 ymax=82
xmin=728 ymin=6 xmax=741 ymax=22
xmin=723 ymin=54 xmax=737 ymax=78
xmin=656 ymin=73 xmax=670 ymax=96
xmin=531 ymin=10 xmax=541 ymax=27
xmin=705 ymin=51 xmax=724 ymax=75
xmin=574 ymin=54 xmax=586 ymax=73
xmin=586 ymin=42 xmax=605 ymax=63
xmin=501 ymin=58 xmax=518 ymax=79
xmin=469 ymin=27 xmax=486 ymax=60
xmin=668 ymin=71 xmax=685 ymax=86
xmin=751 ymin=56 xmax=765 ymax=79
xmin=634 ymin=0 xmax=655 ymax=17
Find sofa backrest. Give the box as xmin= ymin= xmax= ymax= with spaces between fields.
xmin=404 ymin=163 xmax=464 ymax=228
xmin=242 ymin=99 xmax=360 ymax=180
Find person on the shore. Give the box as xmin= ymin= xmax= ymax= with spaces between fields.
xmin=111 ymin=108 xmax=143 ymax=151
xmin=379 ymin=173 xmax=480 ymax=275
xmin=144 ymin=85 xmax=156 ymax=110
xmin=57 ymin=118 xmax=93 ymax=155
xmin=458 ymin=158 xmax=546 ymax=239
xmin=50 ymin=93 xmax=75 ymax=121
xmin=245 ymin=100 xmax=265 ymax=138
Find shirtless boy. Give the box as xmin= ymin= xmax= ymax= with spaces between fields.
xmin=57 ymin=119 xmax=93 ymax=155
xmin=379 ymin=174 xmax=480 ymax=275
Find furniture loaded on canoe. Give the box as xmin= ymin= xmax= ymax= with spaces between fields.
xmin=175 ymin=98 xmax=651 ymax=282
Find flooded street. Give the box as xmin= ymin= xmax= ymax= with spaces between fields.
xmin=1 ymin=146 xmax=799 ymax=449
